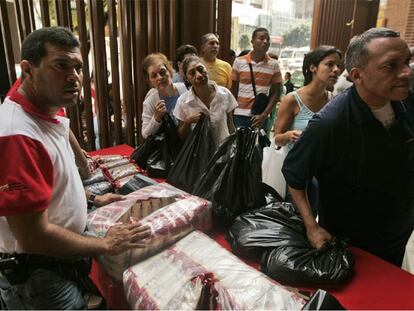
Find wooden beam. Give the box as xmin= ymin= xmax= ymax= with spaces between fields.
xmin=108 ymin=0 xmax=122 ymax=145
xmin=119 ymin=0 xmax=135 ymax=146
xmin=39 ymin=0 xmax=51 ymax=27
xmin=76 ymin=0 xmax=95 ymax=150
xmin=0 ymin=0 xmax=17 ymax=85
xmin=89 ymin=0 xmax=111 ymax=148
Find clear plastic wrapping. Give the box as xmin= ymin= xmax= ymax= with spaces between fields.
xmin=123 ymin=231 xmax=305 ymax=310
xmin=87 ymin=183 xmax=212 ymax=280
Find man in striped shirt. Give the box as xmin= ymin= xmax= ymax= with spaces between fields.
xmin=231 ymin=28 xmax=282 ymax=130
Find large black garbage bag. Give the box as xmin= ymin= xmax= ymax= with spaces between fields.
xmin=131 ymin=114 xmax=181 ymax=178
xmin=228 ymin=203 xmax=355 ymax=285
xmin=166 ymin=115 xmax=215 ymax=193
xmin=301 ymin=289 xmax=346 ymax=310
xmin=193 ymin=127 xmax=265 ymax=226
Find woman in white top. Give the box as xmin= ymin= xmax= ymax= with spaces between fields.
xmin=141 ymin=53 xmax=187 ymax=139
xmin=173 ymin=55 xmax=237 ymax=147
xmin=274 ymin=46 xmax=342 ymax=148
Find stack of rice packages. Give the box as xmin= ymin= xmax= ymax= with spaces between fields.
xmin=86 ymin=183 xmax=212 ymax=280
xmin=83 ymin=155 xmax=145 ymax=195
xmin=123 ymin=231 xmax=305 ymax=310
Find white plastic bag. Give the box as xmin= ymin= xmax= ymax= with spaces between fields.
xmin=262 ymin=144 xmax=288 ymax=199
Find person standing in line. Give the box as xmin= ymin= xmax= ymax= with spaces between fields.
xmin=282 ymin=28 xmax=414 ymax=266
xmin=284 ymin=71 xmax=295 ymax=94
xmin=174 ymin=55 xmax=237 ymax=148
xmin=0 ymin=27 xmax=151 ymax=309
xmin=172 ymin=44 xmax=198 ymax=84
xmin=274 ymin=46 xmax=342 ymax=214
xmin=231 ymin=27 xmax=282 ymax=130
xmin=141 ymin=53 xmax=188 ymax=139
xmin=200 ymin=33 xmax=233 ymax=89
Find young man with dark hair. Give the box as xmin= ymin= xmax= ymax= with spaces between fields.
xmin=173 ymin=44 xmax=198 ymax=84
xmin=231 ymin=27 xmax=282 ymax=130
xmin=0 ymin=27 xmax=150 ymax=309
xmin=283 ymin=27 xmax=414 ymax=266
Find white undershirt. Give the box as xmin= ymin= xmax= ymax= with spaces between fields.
xmin=371 ymin=102 xmax=395 ymax=128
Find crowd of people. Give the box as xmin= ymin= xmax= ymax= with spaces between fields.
xmin=1 ymin=24 xmax=414 ymax=309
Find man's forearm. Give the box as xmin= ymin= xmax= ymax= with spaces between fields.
xmin=7 ymin=212 xmax=108 ymax=258
xmin=288 ymin=186 xmax=318 ymax=230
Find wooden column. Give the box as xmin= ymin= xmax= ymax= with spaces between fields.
xmin=108 ymin=0 xmax=122 ymax=146
xmin=0 ymin=0 xmax=16 ymax=86
xmin=311 ymin=0 xmax=380 ymax=53
xmin=119 ymin=0 xmax=135 ymax=147
xmin=89 ymin=0 xmax=111 ymax=148
xmin=178 ymin=0 xmax=215 ymax=49
xmin=39 ymin=0 xmax=51 ymax=27
xmin=76 ymin=0 xmax=95 ymax=150
xmin=217 ymin=0 xmax=232 ymax=63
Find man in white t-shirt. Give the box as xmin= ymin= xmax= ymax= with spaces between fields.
xmin=0 ymin=27 xmax=150 ymax=309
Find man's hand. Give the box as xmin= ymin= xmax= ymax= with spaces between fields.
xmin=251 ymin=113 xmax=267 ymax=128
xmin=95 ymin=193 xmax=125 ymax=207
xmin=306 ymin=224 xmax=332 ymax=249
xmin=185 ymin=112 xmax=203 ymax=125
xmin=103 ymin=223 xmax=151 ymax=255
xmin=154 ymin=100 xmax=166 ymax=122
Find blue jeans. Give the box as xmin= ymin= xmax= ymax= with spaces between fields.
xmin=233 ymin=115 xmax=268 ymax=133
xmin=0 ymin=268 xmax=86 ymax=309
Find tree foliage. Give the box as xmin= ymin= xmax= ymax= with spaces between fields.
xmin=239 ymin=34 xmax=251 ymax=50
xmin=282 ymin=24 xmax=311 ymax=47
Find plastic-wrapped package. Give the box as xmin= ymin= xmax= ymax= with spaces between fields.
xmin=116 ymin=174 xmax=158 ymax=195
xmin=229 ymin=203 xmax=355 ymax=285
xmin=82 ymin=168 xmax=106 ymax=186
xmin=100 ymin=158 xmax=131 ymax=170
xmin=87 ymin=183 xmax=212 ymax=280
xmin=123 ymin=231 xmax=305 ymax=310
xmin=84 ymin=181 xmax=114 ymax=195
xmin=107 ymin=163 xmax=141 ymax=181
xmin=92 ymin=154 xmax=125 ymax=163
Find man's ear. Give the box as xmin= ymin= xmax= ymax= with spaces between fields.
xmin=20 ymin=60 xmax=32 ymax=78
xmin=349 ymin=67 xmax=361 ymax=85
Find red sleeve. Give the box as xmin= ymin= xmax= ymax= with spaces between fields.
xmin=0 ymin=135 xmax=54 ymax=216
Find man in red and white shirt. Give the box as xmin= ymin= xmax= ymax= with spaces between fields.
xmin=0 ymin=27 xmax=150 ymax=309
xmin=231 ymin=27 xmax=282 ymax=130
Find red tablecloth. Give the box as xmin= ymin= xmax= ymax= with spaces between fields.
xmin=89 ymin=144 xmax=414 ymax=310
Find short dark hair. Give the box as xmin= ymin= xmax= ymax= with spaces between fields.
xmin=21 ymin=27 xmax=80 ymax=66
xmin=302 ymin=45 xmax=342 ymax=85
xmin=174 ymin=44 xmax=198 ymax=71
xmin=345 ymin=27 xmax=400 ymax=73
xmin=182 ymin=55 xmax=203 ymax=80
xmin=252 ymin=27 xmax=269 ymax=39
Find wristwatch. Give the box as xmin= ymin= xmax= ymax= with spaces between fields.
xmin=87 ymin=194 xmax=96 ymax=208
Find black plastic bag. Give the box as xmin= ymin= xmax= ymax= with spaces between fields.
xmin=301 ymin=289 xmax=346 ymax=310
xmin=166 ymin=115 xmax=215 ymax=193
xmin=228 ymin=203 xmax=355 ymax=285
xmin=193 ymin=127 xmax=265 ymax=226
xmin=117 ymin=174 xmax=157 ymax=195
xmin=131 ymin=114 xmax=181 ymax=178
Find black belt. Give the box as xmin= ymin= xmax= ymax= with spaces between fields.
xmin=0 ymin=253 xmax=91 ymax=285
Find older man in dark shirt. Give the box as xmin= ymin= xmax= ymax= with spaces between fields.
xmin=283 ymin=28 xmax=414 ymax=266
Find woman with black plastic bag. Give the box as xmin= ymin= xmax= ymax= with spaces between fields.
xmin=141 ymin=53 xmax=187 ymax=139
xmin=173 ymin=55 xmax=237 ymax=147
